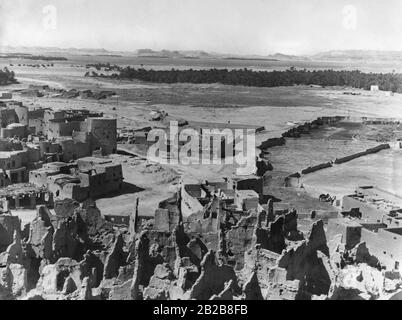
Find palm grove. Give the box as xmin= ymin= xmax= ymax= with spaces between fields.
xmin=86 ymin=66 xmax=402 ymax=92
xmin=0 ymin=68 xmax=17 ymax=86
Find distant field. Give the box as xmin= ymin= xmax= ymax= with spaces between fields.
xmin=2 ymin=53 xmax=402 ymax=72
xmin=6 ymin=56 xmax=402 ymax=142
xmin=2 ymin=54 xmax=402 ymax=216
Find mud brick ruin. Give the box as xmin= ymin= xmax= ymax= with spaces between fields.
xmin=0 ymin=97 xmax=401 ymax=300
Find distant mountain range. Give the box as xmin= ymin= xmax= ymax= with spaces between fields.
xmin=132 ymin=49 xmax=309 ymax=61
xmin=311 ymin=50 xmax=402 ymax=61
xmin=0 ymin=46 xmax=310 ymax=61
xmin=2 ymin=46 xmax=402 ymax=62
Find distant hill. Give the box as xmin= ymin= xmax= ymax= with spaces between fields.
xmin=0 ymin=53 xmax=67 ymax=61
xmin=311 ymin=50 xmax=402 ymax=61
xmin=134 ymin=50 xmax=311 ymax=61
xmin=268 ymin=53 xmax=310 ymax=61
xmin=5 ymin=46 xmax=402 ymax=64
xmin=1 ymin=46 xmax=308 ymax=61
xmin=0 ymin=46 xmax=114 ymax=57
xmin=136 ymin=49 xmax=207 ymax=59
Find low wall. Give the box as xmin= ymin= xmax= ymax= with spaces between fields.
xmin=334 ymin=144 xmax=390 ymax=165
xmin=366 ymin=144 xmax=390 ymax=153
xmin=262 ymin=116 xmax=401 ymax=152
xmin=301 ymin=162 xmax=332 ymax=175
xmin=282 ymin=117 xmax=344 ymax=139
xmin=287 ymin=143 xmax=391 ymax=184
xmin=258 ymin=137 xmax=285 ymax=150
xmin=333 ymin=151 xmax=368 ymax=164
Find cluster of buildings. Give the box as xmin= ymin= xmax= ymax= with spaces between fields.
xmin=160 ymin=178 xmax=402 ymax=272
xmin=181 ymin=176 xmax=263 ymax=219
xmin=328 ymin=186 xmax=402 ymax=270
xmin=145 ymin=174 xmax=285 ymax=270
xmin=1 ymin=91 xmax=401 ymax=283
xmin=0 ymin=98 xmax=123 ymax=210
xmin=29 ymin=157 xmax=123 ymax=202
xmin=118 ymin=120 xmax=264 ymax=161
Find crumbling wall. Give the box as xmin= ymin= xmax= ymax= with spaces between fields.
xmin=0 ymin=264 xmax=28 ymax=298
xmin=278 ymin=220 xmax=331 ymax=297
xmin=130 ymin=231 xmax=159 ymax=300
xmin=142 ymin=263 xmax=175 ymax=300
xmin=242 ymin=246 xmax=280 ymax=290
xmin=103 ymin=234 xmax=127 ymax=279
xmin=36 ymin=258 xmax=83 ymax=295
xmin=0 ymin=214 xmax=21 ymax=252
xmin=189 ymin=251 xmax=239 ymax=300
xmin=242 ymin=271 xmax=264 ymax=300
xmin=54 ymin=199 xmax=79 ymax=218
xmin=254 ymin=215 xmax=286 ymax=254
xmin=52 ymin=212 xmax=88 ymax=261
xmin=28 ymin=206 xmax=54 ymax=258
xmin=265 ymin=267 xmax=301 ymax=300
xmin=226 ymin=215 xmax=258 ymax=270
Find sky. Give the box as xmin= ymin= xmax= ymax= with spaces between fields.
xmin=1 ymin=0 xmax=402 ymax=55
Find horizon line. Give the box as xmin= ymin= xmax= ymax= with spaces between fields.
xmin=3 ymin=45 xmax=402 ymax=58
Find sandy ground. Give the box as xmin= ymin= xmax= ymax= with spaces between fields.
xmin=3 ymin=59 xmax=402 ymax=218
xmin=301 ymin=149 xmax=402 ymax=203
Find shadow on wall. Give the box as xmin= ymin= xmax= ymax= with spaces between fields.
xmin=92 ymin=182 xmax=145 ymax=200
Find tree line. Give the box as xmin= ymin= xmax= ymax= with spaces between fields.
xmin=0 ymin=68 xmax=17 ymax=86
xmin=86 ymin=66 xmax=402 ymax=92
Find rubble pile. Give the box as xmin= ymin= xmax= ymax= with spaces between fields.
xmin=0 ymin=186 xmax=399 ymax=301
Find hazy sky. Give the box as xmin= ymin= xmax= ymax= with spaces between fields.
xmin=1 ymin=0 xmax=402 ymax=55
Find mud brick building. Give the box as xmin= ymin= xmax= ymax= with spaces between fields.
xmin=29 ymin=157 xmax=123 ymax=202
